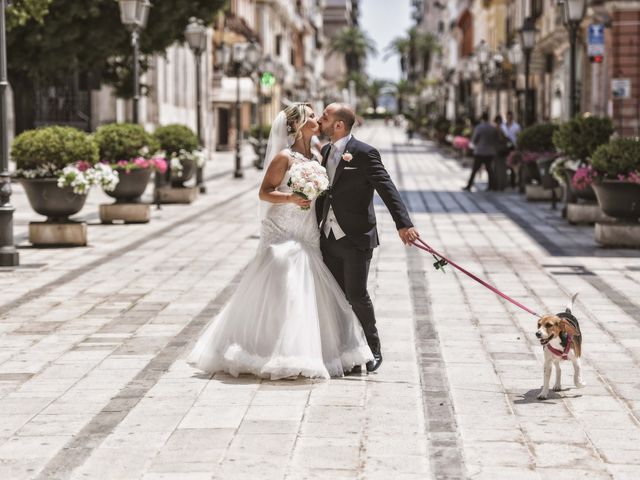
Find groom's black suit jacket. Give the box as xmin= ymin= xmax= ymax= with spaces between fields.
xmin=315 ymin=135 xmax=413 ymax=250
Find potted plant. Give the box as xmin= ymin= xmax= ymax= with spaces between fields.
xmin=94 ymin=123 xmax=165 ymax=203
xmin=11 ymin=126 xmax=117 ymax=222
xmin=153 ymin=124 xmax=201 ymax=187
xmin=589 ymin=138 xmax=640 ymax=221
xmin=515 ymin=123 xmax=559 ymax=193
xmin=551 ymin=115 xmax=614 ymax=203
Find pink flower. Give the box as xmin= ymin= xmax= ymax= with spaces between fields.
xmin=572 ymin=166 xmax=597 ymax=190
xmin=452 ymin=136 xmax=470 ymax=150
xmin=152 ymin=158 xmax=168 ymax=174
xmin=342 ymin=152 xmax=353 ymax=162
xmin=76 ymin=160 xmax=91 ymax=172
xmin=134 ymin=157 xmax=149 ymax=168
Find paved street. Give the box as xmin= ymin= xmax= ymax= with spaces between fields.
xmin=1 ymin=122 xmax=640 ymax=479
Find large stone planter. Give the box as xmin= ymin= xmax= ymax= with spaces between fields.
xmin=592 ymin=180 xmax=640 ymax=221
xmin=20 ymin=178 xmax=87 ymax=222
xmin=20 ymin=178 xmax=89 ymax=246
xmin=171 ymin=158 xmax=196 ymax=188
xmin=105 ymin=167 xmax=152 ymax=203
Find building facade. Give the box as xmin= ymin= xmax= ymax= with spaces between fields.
xmin=423 ymin=0 xmax=640 ymax=136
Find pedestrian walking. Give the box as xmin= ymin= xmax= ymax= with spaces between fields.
xmin=463 ymin=112 xmax=500 ymax=192
xmin=492 ymin=114 xmax=511 ymax=191
xmin=501 ymin=111 xmax=521 ymax=188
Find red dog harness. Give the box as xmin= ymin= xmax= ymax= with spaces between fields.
xmin=545 ymin=334 xmax=573 ymax=360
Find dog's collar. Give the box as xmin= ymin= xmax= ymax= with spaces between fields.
xmin=545 ymin=334 xmax=573 ymax=360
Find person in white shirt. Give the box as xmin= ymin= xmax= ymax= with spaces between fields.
xmin=501 ymin=111 xmax=521 ymax=189
xmin=501 ymin=111 xmax=521 ymax=147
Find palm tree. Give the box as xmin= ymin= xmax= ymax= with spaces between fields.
xmin=366 ymin=79 xmax=390 ymax=111
xmin=327 ymin=26 xmax=377 ymax=72
xmin=385 ymin=28 xmax=440 ymax=81
xmin=392 ymin=79 xmax=415 ymax=115
xmin=384 ymin=37 xmax=411 ymax=79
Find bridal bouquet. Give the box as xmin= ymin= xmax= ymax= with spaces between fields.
xmin=287 ymin=161 xmax=330 ymax=210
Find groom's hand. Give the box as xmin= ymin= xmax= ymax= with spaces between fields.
xmin=398 ymin=227 xmax=420 ymax=245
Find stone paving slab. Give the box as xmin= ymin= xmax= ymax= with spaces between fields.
xmin=1 ymin=123 xmax=640 ymax=479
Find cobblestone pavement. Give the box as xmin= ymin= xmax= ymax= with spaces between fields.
xmin=1 ymin=123 xmax=640 ymax=479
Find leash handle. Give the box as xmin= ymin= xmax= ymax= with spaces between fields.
xmin=411 ymin=238 xmax=540 ymax=318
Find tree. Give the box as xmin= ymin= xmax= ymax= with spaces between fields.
xmin=6 ymin=0 xmax=51 ymax=29
xmin=7 ymin=0 xmax=226 ymax=132
xmin=392 ymin=79 xmax=415 ymax=115
xmin=385 ymin=27 xmax=439 ymax=81
xmin=384 ymin=37 xmax=410 ymax=79
xmin=366 ymin=79 xmax=389 ymax=111
xmin=327 ymin=26 xmax=377 ymax=73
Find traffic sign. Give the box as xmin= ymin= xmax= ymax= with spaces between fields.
xmin=588 ymin=24 xmax=605 ymax=57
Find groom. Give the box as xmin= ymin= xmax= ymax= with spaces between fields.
xmin=316 ymin=103 xmax=420 ymax=373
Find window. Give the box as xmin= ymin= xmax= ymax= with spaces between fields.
xmin=275 ymin=34 xmax=282 ymax=56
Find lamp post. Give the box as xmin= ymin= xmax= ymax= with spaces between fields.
xmin=477 ymin=40 xmax=490 ymax=112
xmin=220 ymin=42 xmax=260 ymax=179
xmin=0 ymin=0 xmax=18 ymax=266
xmin=254 ymin=56 xmax=275 ymax=170
xmin=492 ymin=52 xmax=504 ymax=116
xmin=520 ymin=17 xmax=537 ymax=126
xmin=117 ymin=0 xmax=151 ymax=123
xmin=185 ymin=17 xmax=208 ymax=193
xmin=507 ymin=42 xmax=523 ymax=118
xmin=560 ymin=0 xmax=586 ymax=118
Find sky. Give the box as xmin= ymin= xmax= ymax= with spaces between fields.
xmin=359 ymin=0 xmax=412 ymax=82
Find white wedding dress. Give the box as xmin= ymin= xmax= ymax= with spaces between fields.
xmin=187 ymin=150 xmax=373 ymax=379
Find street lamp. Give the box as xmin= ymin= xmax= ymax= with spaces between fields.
xmin=492 ymin=51 xmax=504 ymax=116
xmin=520 ymin=16 xmax=537 ymax=126
xmin=219 ymin=42 xmax=260 ymax=179
xmin=507 ymin=42 xmax=523 ymax=119
xmin=185 ymin=17 xmax=208 ymax=193
xmin=476 ymin=40 xmax=490 ymax=112
xmin=254 ymin=56 xmax=276 ymax=170
xmin=560 ymin=0 xmax=586 ymax=118
xmin=117 ymin=0 xmax=151 ymax=123
xmin=0 ymin=0 xmax=18 ymax=266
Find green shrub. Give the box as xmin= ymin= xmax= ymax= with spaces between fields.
xmin=434 ymin=117 xmax=451 ymax=134
xmin=248 ymin=124 xmax=272 ymax=139
xmin=552 ymin=116 xmax=614 ymax=161
xmin=11 ymin=126 xmax=99 ymax=170
xmin=517 ymin=123 xmax=558 ymax=152
xmin=153 ymin=124 xmax=199 ymax=155
xmin=591 ymin=138 xmax=640 ymax=177
xmin=95 ymin=123 xmax=159 ymax=162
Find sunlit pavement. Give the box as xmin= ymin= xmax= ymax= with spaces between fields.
xmin=1 ymin=122 xmax=640 ymax=479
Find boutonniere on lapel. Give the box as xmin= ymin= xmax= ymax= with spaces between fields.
xmin=341 ymin=152 xmax=353 ymax=162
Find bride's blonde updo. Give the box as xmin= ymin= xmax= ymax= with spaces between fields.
xmin=284 ymin=103 xmax=311 ymax=141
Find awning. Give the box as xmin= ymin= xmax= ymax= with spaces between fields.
xmin=211 ymin=77 xmax=258 ymax=104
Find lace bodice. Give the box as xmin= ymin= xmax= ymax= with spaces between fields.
xmin=259 ymin=149 xmax=321 ymax=250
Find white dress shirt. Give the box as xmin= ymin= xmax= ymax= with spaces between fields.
xmin=501 ymin=121 xmax=521 ymax=145
xmin=323 ymin=134 xmax=352 ymax=239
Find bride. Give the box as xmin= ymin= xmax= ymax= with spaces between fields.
xmin=187 ymin=103 xmax=373 ymax=379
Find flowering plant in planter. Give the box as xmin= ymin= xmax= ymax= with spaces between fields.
xmin=571 ymin=165 xmax=598 ymax=190
xmin=11 ymin=125 xmax=118 ymax=193
xmin=452 ymin=136 xmax=470 ymax=150
xmin=113 ymin=153 xmax=168 ymax=174
xmin=588 ymin=138 xmax=640 ymax=183
xmin=168 ymin=148 xmax=206 ymax=175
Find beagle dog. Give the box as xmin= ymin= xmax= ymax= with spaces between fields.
xmin=536 ymin=293 xmax=586 ymax=400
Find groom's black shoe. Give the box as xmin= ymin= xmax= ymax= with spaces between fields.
xmin=366 ymin=351 xmax=383 ymax=373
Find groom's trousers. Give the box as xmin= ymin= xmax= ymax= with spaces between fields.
xmin=320 ymin=231 xmax=380 ymax=354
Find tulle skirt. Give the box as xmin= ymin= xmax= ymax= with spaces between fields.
xmin=187 ymin=239 xmax=373 ymax=380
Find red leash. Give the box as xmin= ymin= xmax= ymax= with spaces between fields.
xmin=411 ymin=238 xmax=541 ymax=318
